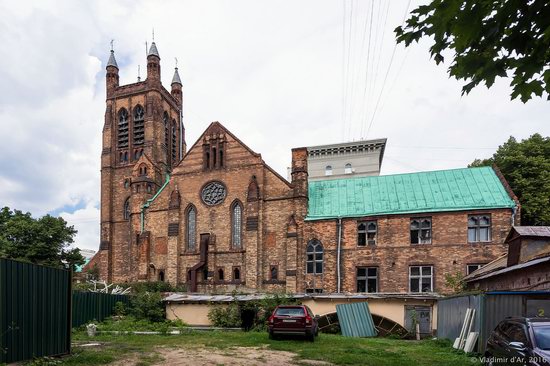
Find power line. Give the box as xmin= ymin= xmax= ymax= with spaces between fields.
xmin=357 ymin=0 xmax=375 ymax=139
xmin=364 ymin=0 xmax=411 ymax=139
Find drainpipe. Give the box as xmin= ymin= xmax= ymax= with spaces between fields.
xmin=337 ymin=217 xmax=342 ymax=293
xmin=140 ymin=173 xmax=171 ymax=233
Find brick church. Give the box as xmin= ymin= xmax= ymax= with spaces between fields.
xmin=90 ymin=42 xmax=521 ymax=296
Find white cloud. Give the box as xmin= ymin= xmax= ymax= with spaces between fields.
xmin=0 ymin=0 xmax=548 ymax=252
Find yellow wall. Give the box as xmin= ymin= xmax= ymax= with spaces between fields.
xmin=166 ymin=303 xmax=212 ymax=326
xmin=302 ymin=298 xmax=438 ymax=331
xmin=165 ymin=298 xmax=438 ymax=331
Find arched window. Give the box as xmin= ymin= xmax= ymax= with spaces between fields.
xmin=186 ymin=206 xmax=196 ymax=251
xmin=231 ymin=201 xmax=243 ymax=248
xmin=171 ymin=120 xmax=177 ymax=162
xmin=218 ymin=268 xmax=224 ymax=281
xmin=325 ymin=165 xmax=332 ymax=176
xmin=306 ymin=239 xmax=323 ymax=274
xmin=139 ymin=164 xmax=147 ymax=176
xmin=270 ymin=266 xmax=278 ymax=280
xmin=123 ymin=198 xmax=130 ymax=220
xmin=158 ymin=270 xmax=165 ymax=282
xmin=117 ymin=108 xmax=129 ymax=148
xmin=133 ymin=105 xmax=145 ymax=145
xmin=345 ymin=163 xmax=352 ymax=174
xmin=233 ymin=267 xmax=241 ymax=281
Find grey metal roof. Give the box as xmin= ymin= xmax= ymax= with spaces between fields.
xmin=171 ymin=67 xmax=182 ymax=85
xmin=512 ymin=226 xmax=550 ymax=237
xmin=465 ymin=255 xmax=550 ymax=282
xmin=106 ymin=50 xmax=118 ymax=68
xmin=148 ymin=42 xmax=160 ymax=58
xmin=163 ymin=292 xmax=442 ymax=303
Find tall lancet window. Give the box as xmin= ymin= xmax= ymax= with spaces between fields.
xmin=171 ymin=120 xmax=177 ymax=162
xmin=186 ymin=206 xmax=196 ymax=251
xmin=118 ymin=108 xmax=129 ymax=148
xmin=163 ymin=112 xmax=169 ymax=149
xmin=231 ymin=201 xmax=243 ymax=249
xmin=133 ymin=105 xmax=145 ymax=145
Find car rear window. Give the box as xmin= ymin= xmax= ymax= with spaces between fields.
xmin=533 ymin=325 xmax=550 ymax=350
xmin=275 ymin=307 xmax=305 ymax=316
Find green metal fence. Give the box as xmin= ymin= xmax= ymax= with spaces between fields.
xmin=0 ymin=258 xmax=72 ymax=364
xmin=72 ymin=291 xmax=130 ymax=327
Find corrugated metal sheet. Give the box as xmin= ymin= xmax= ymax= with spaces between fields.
xmin=437 ymin=293 xmax=547 ymax=353
xmin=0 ymin=258 xmax=71 ymax=364
xmin=479 ymin=294 xmax=524 ymax=351
xmin=72 ymin=292 xmax=130 ymax=328
xmin=336 ymin=302 xmax=377 ymax=337
xmin=437 ymin=295 xmax=482 ymax=344
xmin=306 ymin=167 xmax=516 ymax=220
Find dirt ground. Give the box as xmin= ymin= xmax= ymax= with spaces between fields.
xmin=151 ymin=346 xmax=332 ymax=366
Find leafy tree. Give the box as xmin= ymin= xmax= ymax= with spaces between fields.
xmin=0 ymin=207 xmax=84 ymax=270
xmin=395 ymin=0 xmax=550 ymax=102
xmin=470 ymin=134 xmax=550 ymax=225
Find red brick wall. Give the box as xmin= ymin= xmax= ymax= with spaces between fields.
xmin=302 ymin=209 xmax=512 ymax=294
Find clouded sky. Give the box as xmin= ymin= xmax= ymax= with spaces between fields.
xmin=1 ymin=0 xmax=548 ymax=252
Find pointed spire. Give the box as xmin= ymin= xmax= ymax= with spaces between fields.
xmin=107 ymin=50 xmax=118 ymax=69
xmin=171 ymin=67 xmax=182 ymax=85
xmin=148 ymin=42 xmax=160 ymax=58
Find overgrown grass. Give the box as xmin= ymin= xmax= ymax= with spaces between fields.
xmin=86 ymin=316 xmax=186 ymax=333
xmin=65 ymin=330 xmax=480 ymax=366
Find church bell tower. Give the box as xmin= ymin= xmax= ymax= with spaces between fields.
xmin=98 ymin=41 xmax=186 ymax=282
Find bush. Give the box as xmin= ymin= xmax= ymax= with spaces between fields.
xmin=95 ymin=316 xmax=187 ymax=333
xmin=114 ymin=301 xmax=127 ymax=316
xmin=130 ymin=292 xmax=165 ymax=322
xmin=208 ymin=302 xmax=242 ymax=328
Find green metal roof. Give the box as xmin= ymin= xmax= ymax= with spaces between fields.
xmin=306 ymin=167 xmax=516 ymax=220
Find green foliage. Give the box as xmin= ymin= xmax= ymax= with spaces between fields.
xmin=208 ymin=302 xmax=242 ymax=328
xmin=242 ymin=293 xmax=300 ymax=331
xmin=395 ymin=0 xmax=550 ymax=102
xmin=207 ymin=293 xmax=300 ymax=330
xmin=68 ymin=331 xmax=480 ymax=366
xmin=94 ymin=316 xmax=186 ymax=333
xmin=0 ymin=207 xmax=84 ymax=271
xmin=86 ymin=264 xmax=99 ymax=281
xmin=470 ymin=134 xmax=550 ymax=225
xmin=129 ymin=292 xmax=165 ymax=323
xmin=114 ymin=301 xmax=127 ymax=316
xmin=444 ymin=272 xmax=466 ymax=294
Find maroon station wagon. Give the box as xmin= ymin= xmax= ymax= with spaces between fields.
xmin=267 ymin=305 xmax=319 ymax=341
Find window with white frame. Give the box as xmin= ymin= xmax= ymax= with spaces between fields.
xmin=411 ymin=218 xmax=432 ymax=244
xmin=357 ymin=267 xmax=378 ymax=292
xmin=468 ymin=215 xmax=491 ymax=242
xmin=409 ymin=266 xmax=433 ymax=292
xmin=357 ymin=221 xmax=377 ymax=246
xmin=325 ymin=165 xmax=333 ymax=176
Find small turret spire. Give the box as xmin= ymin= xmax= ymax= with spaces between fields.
xmin=107 ymin=40 xmax=118 ymax=69
xmin=171 ymin=59 xmax=182 ymax=85
xmin=148 ymin=42 xmax=160 ymax=58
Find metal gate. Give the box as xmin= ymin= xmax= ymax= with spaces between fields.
xmin=405 ymin=305 xmax=432 ymax=337
xmin=0 ymin=258 xmax=71 ymax=363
